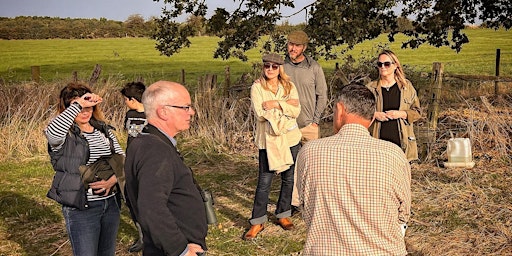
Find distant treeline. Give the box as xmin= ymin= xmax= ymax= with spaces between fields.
xmin=0 ymin=15 xmax=300 ymax=40
xmin=0 ymin=15 xmax=486 ymax=41
xmin=0 ymin=15 xmax=156 ymax=39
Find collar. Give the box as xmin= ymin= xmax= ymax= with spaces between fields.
xmin=143 ymin=124 xmax=177 ymax=148
xmin=156 ymin=126 xmax=177 ymax=146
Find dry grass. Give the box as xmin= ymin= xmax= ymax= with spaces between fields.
xmin=422 ymin=80 xmax=512 ymax=164
xmin=0 ymin=78 xmax=511 ymax=255
xmin=0 ymin=80 xmax=129 ymax=160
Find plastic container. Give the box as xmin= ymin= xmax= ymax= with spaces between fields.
xmin=444 ymin=138 xmax=475 ymax=168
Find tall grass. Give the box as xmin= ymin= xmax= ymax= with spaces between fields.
xmin=0 ymin=62 xmax=511 ymax=163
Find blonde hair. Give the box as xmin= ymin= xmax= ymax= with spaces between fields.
xmin=260 ymin=65 xmax=293 ymax=96
xmin=379 ymin=50 xmax=408 ymax=89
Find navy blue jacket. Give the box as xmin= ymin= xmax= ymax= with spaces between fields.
xmin=47 ymin=120 xmax=115 ymax=210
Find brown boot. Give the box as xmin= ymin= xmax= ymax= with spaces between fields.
xmin=244 ymin=224 xmax=264 ymax=240
xmin=277 ymin=217 xmax=294 ymax=230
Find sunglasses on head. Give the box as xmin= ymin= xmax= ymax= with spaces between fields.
xmin=264 ymin=62 xmax=280 ymax=70
xmin=377 ymin=61 xmax=394 ymax=68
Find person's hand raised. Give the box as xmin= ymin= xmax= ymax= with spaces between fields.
xmin=73 ymin=93 xmax=103 ymax=108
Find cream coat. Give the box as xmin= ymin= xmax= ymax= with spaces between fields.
xmin=251 ymin=81 xmax=301 ymax=167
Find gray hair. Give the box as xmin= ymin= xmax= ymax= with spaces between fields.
xmin=142 ymin=81 xmax=177 ymax=119
xmin=337 ymin=83 xmax=376 ymax=120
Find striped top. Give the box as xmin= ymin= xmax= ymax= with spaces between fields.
xmin=296 ymin=124 xmax=411 ymax=255
xmin=45 ymin=103 xmax=124 ymax=201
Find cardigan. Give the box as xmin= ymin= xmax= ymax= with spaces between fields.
xmin=124 ymin=124 xmax=207 ymax=256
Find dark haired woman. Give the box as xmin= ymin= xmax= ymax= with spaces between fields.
xmin=366 ymin=50 xmax=421 ymax=162
xmin=45 ymin=82 xmax=124 ymax=256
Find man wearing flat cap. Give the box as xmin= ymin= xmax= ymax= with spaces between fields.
xmin=284 ymin=30 xmax=328 ymax=209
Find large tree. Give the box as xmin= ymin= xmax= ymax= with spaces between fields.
xmin=151 ymin=0 xmax=511 ymax=60
xmin=125 ymin=14 xmax=146 ymax=37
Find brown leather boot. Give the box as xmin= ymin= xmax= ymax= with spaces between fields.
xmin=244 ymin=224 xmax=264 ymax=240
xmin=277 ymin=217 xmax=294 ymax=230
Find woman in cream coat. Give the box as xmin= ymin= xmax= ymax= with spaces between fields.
xmin=244 ymin=53 xmax=301 ymax=240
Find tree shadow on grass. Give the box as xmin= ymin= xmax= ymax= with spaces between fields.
xmin=195 ymin=164 xmax=257 ymax=229
xmin=196 ymin=161 xmax=288 ymax=231
xmin=0 ymin=191 xmax=138 ymax=256
xmin=0 ymin=191 xmax=64 ymax=255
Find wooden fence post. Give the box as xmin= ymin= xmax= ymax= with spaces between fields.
xmin=89 ymin=64 xmax=102 ymax=86
xmin=224 ymin=66 xmax=231 ymax=97
xmin=204 ymin=74 xmax=216 ymax=91
xmin=31 ymin=66 xmax=40 ymax=83
xmin=428 ymin=62 xmax=443 ymax=131
xmin=418 ymin=62 xmax=443 ymax=161
xmin=495 ymin=48 xmax=501 ymax=95
xmin=181 ymin=69 xmax=186 ymax=85
xmin=197 ymin=74 xmax=217 ymax=93
xmin=72 ymin=71 xmax=78 ymax=83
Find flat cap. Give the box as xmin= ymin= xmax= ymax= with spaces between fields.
xmin=287 ymin=30 xmax=309 ymax=44
xmin=262 ymin=53 xmax=284 ymax=65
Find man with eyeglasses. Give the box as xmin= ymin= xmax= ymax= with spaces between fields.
xmin=284 ymin=30 xmax=328 ymax=210
xmin=124 ymin=81 xmax=208 ymax=256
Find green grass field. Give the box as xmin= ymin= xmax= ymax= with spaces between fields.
xmin=0 ymin=28 xmax=510 ymax=84
xmin=0 ymin=37 xmax=257 ymax=84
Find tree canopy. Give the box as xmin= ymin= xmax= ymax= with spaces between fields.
xmin=152 ymin=0 xmax=511 ymax=61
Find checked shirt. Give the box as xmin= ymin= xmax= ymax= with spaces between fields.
xmin=296 ymin=124 xmax=411 ymax=255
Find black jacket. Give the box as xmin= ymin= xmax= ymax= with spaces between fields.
xmin=124 ymin=124 xmax=208 ymax=256
xmin=47 ymin=120 xmax=116 ymax=210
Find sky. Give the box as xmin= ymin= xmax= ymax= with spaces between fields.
xmin=0 ymin=0 xmax=313 ymax=24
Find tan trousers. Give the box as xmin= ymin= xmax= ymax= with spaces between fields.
xmin=292 ymin=124 xmax=320 ymax=207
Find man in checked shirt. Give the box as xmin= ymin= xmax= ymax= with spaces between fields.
xmin=295 ymin=83 xmax=411 ymax=255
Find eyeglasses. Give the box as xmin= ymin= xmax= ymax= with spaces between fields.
xmin=377 ymin=61 xmax=394 ymax=68
xmin=164 ymin=104 xmax=194 ymax=113
xmin=263 ymin=63 xmax=280 ymax=70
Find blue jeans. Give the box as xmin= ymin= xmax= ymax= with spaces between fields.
xmin=250 ymin=144 xmax=300 ymax=225
xmin=62 ymin=195 xmax=120 ymax=256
